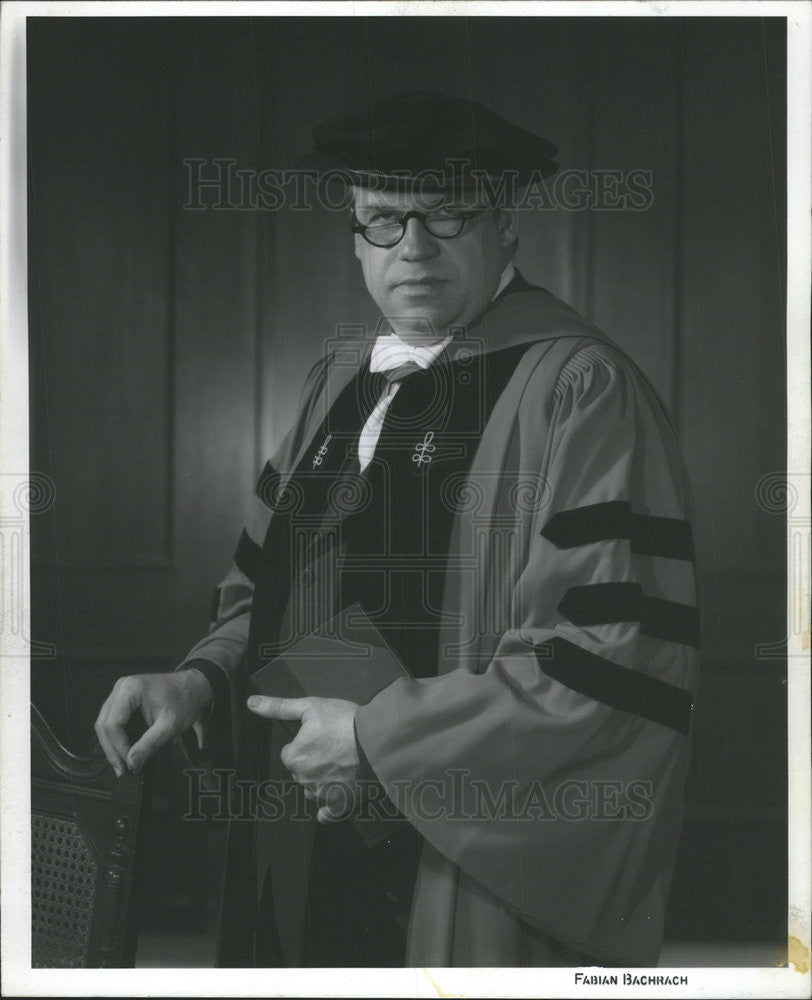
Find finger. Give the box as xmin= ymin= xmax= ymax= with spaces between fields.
xmin=279 ymin=742 xmax=298 ymax=773
xmin=126 ymin=714 xmax=175 ymax=773
xmin=102 ymin=698 xmax=138 ymax=768
xmin=94 ymin=686 xmax=139 ymax=776
xmin=317 ymin=804 xmax=346 ymax=824
xmin=247 ymin=695 xmax=309 ymax=722
xmin=317 ymin=783 xmax=354 ymax=823
xmin=94 ymin=715 xmax=125 ymax=778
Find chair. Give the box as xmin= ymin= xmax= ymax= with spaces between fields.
xmin=31 ymin=702 xmax=144 ymax=967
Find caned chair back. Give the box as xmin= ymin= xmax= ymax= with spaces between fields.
xmin=31 ymin=703 xmax=144 ymax=967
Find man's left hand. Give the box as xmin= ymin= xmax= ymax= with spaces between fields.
xmin=247 ymin=695 xmax=361 ymax=824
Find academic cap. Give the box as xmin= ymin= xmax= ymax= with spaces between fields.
xmin=302 ymin=92 xmax=559 ymax=198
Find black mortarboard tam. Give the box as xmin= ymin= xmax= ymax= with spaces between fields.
xmin=300 ymin=91 xmax=558 ymax=203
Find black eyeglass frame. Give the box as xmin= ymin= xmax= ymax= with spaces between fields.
xmin=350 ymin=207 xmax=490 ymax=248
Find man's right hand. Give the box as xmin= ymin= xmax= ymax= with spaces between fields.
xmin=94 ymin=669 xmax=213 ymax=777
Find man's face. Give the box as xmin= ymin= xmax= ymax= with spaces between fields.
xmin=352 ymin=186 xmax=517 ymax=343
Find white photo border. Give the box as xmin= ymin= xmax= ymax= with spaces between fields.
xmin=1 ymin=2 xmax=809 ymax=997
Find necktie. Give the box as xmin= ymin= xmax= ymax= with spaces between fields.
xmin=379 ymin=359 xmax=424 ymax=384
xmin=365 ymin=359 xmax=424 ymax=407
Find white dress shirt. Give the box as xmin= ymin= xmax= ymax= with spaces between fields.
xmin=357 ymin=262 xmax=516 ymax=471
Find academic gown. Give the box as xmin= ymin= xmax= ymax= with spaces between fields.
xmin=179 ymin=280 xmax=700 ymax=967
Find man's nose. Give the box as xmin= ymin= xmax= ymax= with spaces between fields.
xmin=397 ymin=216 xmax=440 ymax=259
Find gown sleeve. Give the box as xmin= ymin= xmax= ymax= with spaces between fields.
xmin=354 ymin=341 xmax=700 ymax=961
xmin=175 ymin=354 xmax=331 ymax=757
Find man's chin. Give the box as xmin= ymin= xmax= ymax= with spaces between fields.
xmin=385 ymin=309 xmax=454 ymax=342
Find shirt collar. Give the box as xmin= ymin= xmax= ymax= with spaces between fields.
xmin=370 ymin=261 xmax=517 ymax=373
xmin=369 ymin=331 xmax=451 ymax=373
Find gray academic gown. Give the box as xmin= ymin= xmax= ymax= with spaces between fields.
xmin=180 ymin=283 xmax=700 ymax=967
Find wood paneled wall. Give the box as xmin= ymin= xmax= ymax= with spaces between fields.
xmin=28 ymin=16 xmax=787 ymax=944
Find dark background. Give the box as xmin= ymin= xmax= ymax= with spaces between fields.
xmin=28 ymin=15 xmax=787 ymax=964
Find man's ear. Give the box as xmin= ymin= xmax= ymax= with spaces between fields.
xmin=495 ymin=207 xmax=519 ymax=248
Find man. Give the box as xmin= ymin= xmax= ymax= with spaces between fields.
xmin=95 ymin=92 xmax=699 ymax=968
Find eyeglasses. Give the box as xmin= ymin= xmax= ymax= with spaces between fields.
xmin=351 ymin=205 xmax=489 ymax=248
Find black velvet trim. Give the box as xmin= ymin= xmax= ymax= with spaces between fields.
xmin=630 ymin=513 xmax=695 ymax=561
xmin=558 ymin=582 xmax=642 ymax=624
xmin=641 ymin=595 xmax=701 ymax=649
xmin=558 ymin=582 xmax=700 ymax=648
xmin=234 ymin=528 xmax=262 ymax=584
xmin=534 ymin=637 xmax=694 ymax=734
xmin=353 ymin=718 xmax=379 ymax=783
xmin=541 ymin=501 xmax=694 ymax=561
xmin=184 ymin=658 xmax=231 ymax=726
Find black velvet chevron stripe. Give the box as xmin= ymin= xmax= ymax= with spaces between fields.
xmin=541 ymin=501 xmax=694 ymax=561
xmin=631 ymin=512 xmax=694 ymax=559
xmin=535 ymin=636 xmax=694 ymax=734
xmin=558 ymin=583 xmax=700 ymax=648
xmin=234 ymin=528 xmax=262 ymax=583
xmin=558 ymin=582 xmax=640 ymax=623
xmin=642 ymin=596 xmax=701 ymax=648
